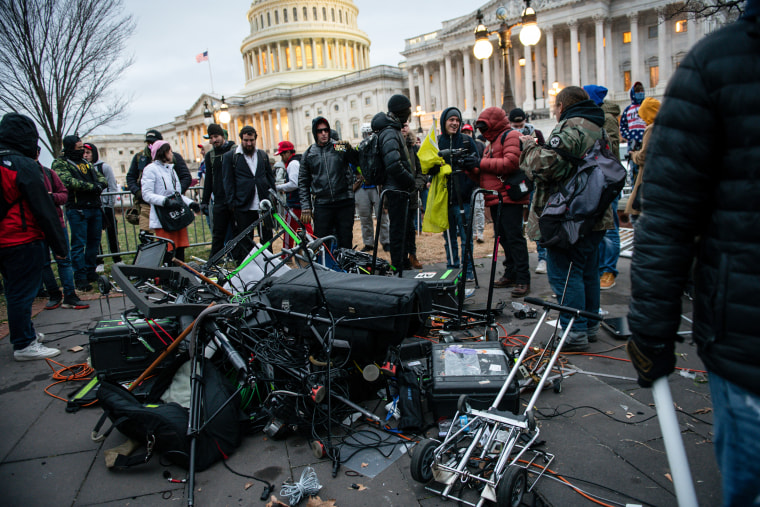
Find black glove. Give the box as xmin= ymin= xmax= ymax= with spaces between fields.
xmin=200 ymin=203 xmax=210 ymax=216
xmin=189 ymin=201 xmax=200 ymax=213
xmin=428 ymin=165 xmax=441 ymax=176
xmin=93 ymin=181 xmax=107 ymax=193
xmin=626 ymin=334 xmax=676 ymax=388
xmin=163 ymin=196 xmax=183 ymax=211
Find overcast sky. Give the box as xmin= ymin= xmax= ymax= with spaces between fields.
xmin=95 ymin=0 xmax=476 ymax=136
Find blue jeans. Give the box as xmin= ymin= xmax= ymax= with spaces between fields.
xmin=41 ymin=227 xmax=75 ymax=297
xmin=0 ymin=241 xmax=45 ymax=349
xmin=598 ymin=197 xmax=620 ymax=276
xmin=709 ymin=371 xmax=760 ymax=506
xmin=546 ymin=231 xmax=604 ymax=337
xmin=66 ymin=208 xmax=102 ymax=283
xmin=529 ymin=192 xmax=547 ymax=262
xmin=444 ymin=203 xmax=474 ymax=279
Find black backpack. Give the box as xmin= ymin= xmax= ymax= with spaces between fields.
xmin=538 ymin=132 xmax=626 ymax=250
xmin=357 ymin=132 xmax=385 ymax=185
xmin=94 ymin=357 xmax=242 ymax=471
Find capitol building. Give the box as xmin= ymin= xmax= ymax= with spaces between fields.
xmin=89 ymin=0 xmax=731 ymax=180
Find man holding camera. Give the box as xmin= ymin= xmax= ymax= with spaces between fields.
xmin=428 ymin=107 xmax=480 ymax=280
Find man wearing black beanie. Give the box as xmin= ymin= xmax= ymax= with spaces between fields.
xmin=52 ymin=135 xmax=107 ymax=291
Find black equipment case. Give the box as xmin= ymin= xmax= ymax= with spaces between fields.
xmin=406 ymin=268 xmax=462 ymax=307
xmin=90 ymin=317 xmax=180 ymax=382
xmin=429 ymin=341 xmax=520 ymax=418
xmin=266 ymin=270 xmax=432 ymax=361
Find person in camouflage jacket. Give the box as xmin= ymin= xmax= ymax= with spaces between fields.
xmin=52 ymin=135 xmax=107 ymax=290
xmin=519 ymin=86 xmax=613 ymax=351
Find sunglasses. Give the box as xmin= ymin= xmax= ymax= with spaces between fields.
xmin=316 ymin=128 xmax=330 ymax=133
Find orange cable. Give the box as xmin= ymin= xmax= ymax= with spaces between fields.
xmin=43 ymin=358 xmax=97 ymax=406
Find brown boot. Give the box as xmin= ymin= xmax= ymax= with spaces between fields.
xmin=493 ymin=276 xmax=516 ymax=288
xmin=409 ymin=254 xmax=423 ymax=270
xmin=511 ymin=284 xmax=530 ymax=297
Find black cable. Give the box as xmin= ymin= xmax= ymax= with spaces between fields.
xmin=222 ymin=459 xmax=274 ymax=500
xmin=534 ymin=404 xmax=658 ymax=425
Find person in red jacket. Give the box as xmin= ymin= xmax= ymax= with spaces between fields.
xmin=474 ymin=107 xmax=530 ymax=297
xmin=0 ymin=113 xmax=69 ymax=361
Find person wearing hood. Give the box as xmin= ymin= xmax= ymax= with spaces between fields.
xmin=0 ymin=113 xmax=69 ymax=361
xmin=298 ymin=116 xmax=358 ymax=249
xmin=475 ymin=107 xmax=530 ymax=297
xmin=627 ymin=4 xmax=760 ymax=503
xmin=355 ymin=123 xmax=390 ymax=253
xmin=201 ymin=123 xmax=237 ymax=257
xmin=521 ymin=86 xmax=614 ymax=352
xmin=141 ymin=140 xmax=200 ymax=263
xmin=52 ymin=134 xmax=107 ymax=291
xmin=372 ymin=94 xmax=420 ymax=273
xmin=583 ymin=84 xmax=622 ymax=291
xmin=624 ymin=97 xmax=660 ymax=219
xmin=127 ymin=129 xmax=192 ymax=237
xmin=428 ymin=106 xmax=480 ymax=280
xmin=83 ymin=142 xmax=121 ymax=265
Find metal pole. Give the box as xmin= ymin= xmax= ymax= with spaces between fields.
xmin=500 ymin=24 xmax=516 ymax=113
xmin=652 ymin=377 xmax=699 ymax=507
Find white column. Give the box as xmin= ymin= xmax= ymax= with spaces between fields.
xmin=534 ymin=39 xmax=544 ymax=104
xmin=629 ymin=13 xmax=641 ymax=86
xmin=556 ymin=38 xmax=566 ymax=86
xmin=482 ymin=53 xmax=492 ymax=109
xmin=445 ymin=53 xmax=455 ymax=108
xmin=463 ymin=51 xmax=474 ymax=116
xmin=455 ymin=55 xmax=464 ymax=113
xmin=418 ymin=66 xmax=428 ymax=114
xmin=513 ymin=49 xmax=522 ymax=107
xmin=438 ymin=59 xmax=446 ymax=109
xmin=580 ymin=27 xmax=589 ymax=85
xmin=407 ymin=69 xmax=418 ymax=109
xmin=276 ymin=109 xmax=283 ymax=142
xmin=657 ymin=8 xmax=670 ymax=90
xmin=605 ymin=20 xmax=615 ymax=92
xmin=687 ymin=13 xmax=697 ymax=47
xmin=267 ymin=111 xmax=276 ymax=153
xmin=322 ymin=38 xmax=329 ymax=68
xmin=299 ymin=39 xmax=306 ymax=69
xmin=545 ymin=27 xmax=556 ymax=89
xmin=569 ymin=20 xmax=580 ymax=85
xmin=594 ymin=15 xmax=605 ymax=87
xmin=523 ymin=44 xmax=534 ymax=111
xmin=254 ymin=48 xmax=261 ymax=75
xmin=422 ymin=64 xmax=431 ymax=112
xmin=311 ymin=39 xmax=317 ymax=68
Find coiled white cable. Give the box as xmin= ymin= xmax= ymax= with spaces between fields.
xmin=279 ymin=466 xmax=322 ymax=505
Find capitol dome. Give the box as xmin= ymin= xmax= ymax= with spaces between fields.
xmin=241 ymin=0 xmax=371 ymax=93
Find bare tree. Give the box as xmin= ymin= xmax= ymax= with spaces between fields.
xmin=665 ymin=0 xmax=745 ymax=20
xmin=0 ymin=0 xmax=135 ymax=157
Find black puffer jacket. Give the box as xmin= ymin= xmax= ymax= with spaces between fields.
xmin=628 ymin=13 xmax=760 ymax=396
xmin=298 ymin=117 xmax=358 ymax=210
xmin=372 ymin=112 xmax=414 ymax=192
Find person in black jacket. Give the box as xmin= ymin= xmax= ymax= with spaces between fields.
xmin=201 ymin=123 xmax=237 ymax=256
xmin=626 ymin=4 xmax=760 ymax=504
xmin=126 ymin=129 xmax=191 ymax=235
xmin=298 ymin=116 xmax=358 ymax=249
xmin=0 ymin=113 xmax=69 ymax=361
xmin=372 ymin=95 xmax=418 ymax=273
xmin=222 ymin=125 xmax=275 ymax=261
xmin=430 ymin=106 xmax=480 ymax=281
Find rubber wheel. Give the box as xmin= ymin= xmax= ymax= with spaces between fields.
xmin=457 ymin=394 xmax=469 ymax=414
xmin=496 ymin=466 xmax=527 ymax=507
xmin=410 ymin=438 xmax=437 ymax=483
xmin=97 ymin=275 xmax=111 ymax=295
xmin=552 ymin=378 xmax=562 ymax=393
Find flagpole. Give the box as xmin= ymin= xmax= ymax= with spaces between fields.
xmin=206 ymin=49 xmax=215 ymax=93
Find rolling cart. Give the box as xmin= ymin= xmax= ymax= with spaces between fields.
xmin=410 ymin=296 xmax=602 ymax=506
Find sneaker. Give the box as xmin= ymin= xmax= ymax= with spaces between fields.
xmin=381 ymin=243 xmax=390 ymax=252
xmin=36 ymin=332 xmax=45 ymax=343
xmin=562 ymin=340 xmax=590 ymax=353
xmin=95 ymin=264 xmax=105 ymax=273
xmin=62 ymin=295 xmax=90 ymax=310
xmin=600 ymin=272 xmax=616 ymax=290
xmin=45 ymin=297 xmax=62 ymax=310
xmin=75 ymin=281 xmax=92 ymax=292
xmin=511 ymin=284 xmax=530 ymax=298
xmin=476 ymin=236 xmax=485 ymax=244
xmin=14 ymin=341 xmax=61 ymax=361
xmin=361 ymin=245 xmax=373 ymax=253
xmin=535 ymin=259 xmax=547 ymax=274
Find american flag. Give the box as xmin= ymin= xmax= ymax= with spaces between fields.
xmin=195 ymin=51 xmax=208 ymax=63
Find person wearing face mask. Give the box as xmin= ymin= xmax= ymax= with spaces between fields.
xmin=620 ymin=82 xmax=647 ymax=184
xmin=201 ymin=123 xmax=237 ymax=257
xmin=52 ymin=135 xmax=107 ymax=291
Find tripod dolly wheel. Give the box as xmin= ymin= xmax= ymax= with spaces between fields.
xmin=410 ymin=439 xmax=438 ymax=483
xmin=457 ymin=394 xmax=469 ymax=414
xmin=496 ymin=466 xmax=527 ymax=507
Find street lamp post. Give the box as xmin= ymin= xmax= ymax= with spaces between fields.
xmin=203 ymin=100 xmax=213 ymax=126
xmin=474 ymin=2 xmax=542 ymax=114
